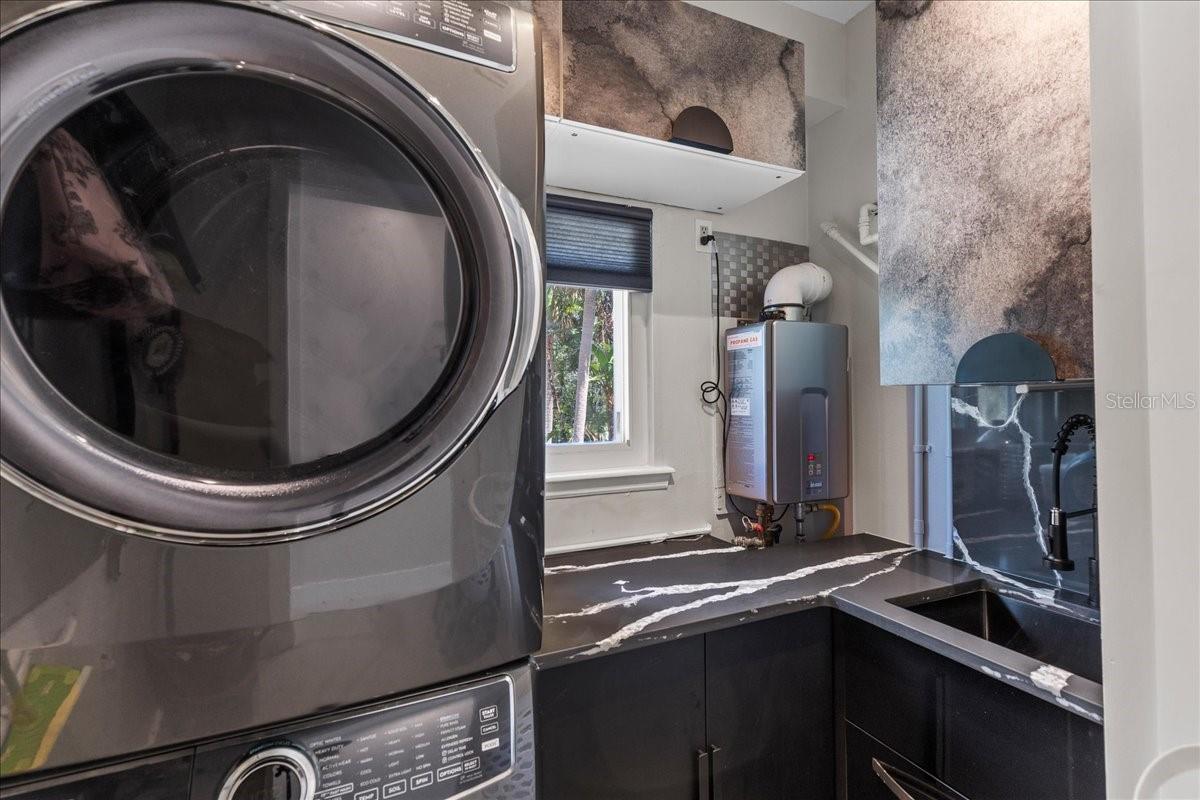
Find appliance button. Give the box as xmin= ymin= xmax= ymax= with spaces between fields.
xmin=436 ymin=763 xmax=463 ymax=782
xmin=382 ymin=779 xmax=407 ymax=798
xmin=479 ymin=705 xmax=498 ymax=722
xmin=410 ymin=771 xmax=433 ymax=790
xmin=481 ymin=738 xmax=500 ymax=752
xmin=479 ymin=722 xmax=500 ymax=735
xmin=219 ymin=745 xmax=318 ymax=800
xmin=354 ymin=790 xmax=379 ymax=800
xmin=463 ymin=757 xmax=481 ymax=772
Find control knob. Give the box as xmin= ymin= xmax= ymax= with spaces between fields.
xmin=217 ymin=745 xmax=318 ymax=800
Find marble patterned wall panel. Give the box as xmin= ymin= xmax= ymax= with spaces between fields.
xmin=950 ymin=384 xmax=1096 ymax=598
xmin=560 ymin=0 xmax=805 ymax=169
xmin=876 ymin=1 xmax=1093 ymax=385
xmin=711 ymin=232 xmax=808 ymax=319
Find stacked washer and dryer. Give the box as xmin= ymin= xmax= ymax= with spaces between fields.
xmin=0 ymin=2 xmax=544 ymax=797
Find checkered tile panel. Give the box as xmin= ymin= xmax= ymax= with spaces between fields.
xmin=710 ymin=232 xmax=809 ymax=319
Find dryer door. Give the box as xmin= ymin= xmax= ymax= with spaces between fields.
xmin=0 ymin=1 xmax=541 ymax=542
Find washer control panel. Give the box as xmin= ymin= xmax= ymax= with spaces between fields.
xmin=283 ymin=1 xmax=518 ymax=72
xmin=194 ymin=676 xmax=515 ymax=800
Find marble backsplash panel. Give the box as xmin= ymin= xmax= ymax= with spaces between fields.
xmin=711 ymin=232 xmax=808 ymax=319
xmin=876 ymin=1 xmax=1093 ymax=384
xmin=558 ymin=0 xmax=805 ymax=169
xmin=950 ymin=384 xmax=1096 ymax=598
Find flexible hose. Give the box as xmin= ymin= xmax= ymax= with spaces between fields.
xmin=816 ymin=503 xmax=841 ymax=539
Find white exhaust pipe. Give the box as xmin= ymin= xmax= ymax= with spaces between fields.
xmin=820 ymin=222 xmax=878 ymax=274
xmin=858 ymin=202 xmax=878 ymax=246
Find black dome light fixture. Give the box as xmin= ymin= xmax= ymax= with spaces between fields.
xmin=670 ymin=106 xmax=733 ymax=154
xmin=955 ymin=332 xmax=1057 ymax=384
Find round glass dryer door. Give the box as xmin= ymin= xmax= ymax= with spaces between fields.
xmin=0 ymin=2 xmax=540 ymax=542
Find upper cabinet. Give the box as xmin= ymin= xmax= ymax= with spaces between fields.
xmin=516 ymin=0 xmax=807 ymax=211
xmin=558 ymin=0 xmax=805 ymax=170
xmin=876 ymin=0 xmax=1093 ymax=385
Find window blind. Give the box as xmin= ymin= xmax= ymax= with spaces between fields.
xmin=545 ymin=194 xmax=653 ymax=292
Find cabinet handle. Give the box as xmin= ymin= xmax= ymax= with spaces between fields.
xmin=871 ymin=757 xmax=968 ymax=800
xmin=709 ymin=745 xmax=721 ymax=800
xmin=697 ymin=749 xmax=710 ymax=800
xmin=872 ymin=758 xmax=917 ymax=800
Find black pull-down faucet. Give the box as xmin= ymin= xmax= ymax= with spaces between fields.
xmin=1045 ymin=413 xmax=1099 ymax=602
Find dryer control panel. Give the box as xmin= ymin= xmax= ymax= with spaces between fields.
xmin=193 ymin=675 xmax=515 ymax=800
xmin=284 ymin=1 xmax=518 ymax=72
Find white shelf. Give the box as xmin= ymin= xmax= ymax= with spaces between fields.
xmin=545 ymin=118 xmax=804 ymax=214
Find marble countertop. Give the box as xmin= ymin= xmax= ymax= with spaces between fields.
xmin=536 ymin=533 xmax=1103 ymax=724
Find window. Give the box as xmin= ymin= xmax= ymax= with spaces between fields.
xmin=543 ymin=194 xmax=661 ymax=492
xmin=544 ymin=285 xmax=628 ymax=445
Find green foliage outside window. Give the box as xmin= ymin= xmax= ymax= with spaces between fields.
xmin=544 ymin=285 xmax=616 ymax=444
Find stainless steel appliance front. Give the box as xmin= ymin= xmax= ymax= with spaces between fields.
xmin=724 ymin=321 xmax=849 ymax=504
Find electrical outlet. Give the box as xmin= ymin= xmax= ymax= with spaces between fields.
xmin=713 ymin=487 xmax=727 ymax=516
xmin=695 ymin=218 xmax=714 ymax=253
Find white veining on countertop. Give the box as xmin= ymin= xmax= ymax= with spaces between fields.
xmin=951 ymin=395 xmax=1061 ymax=587
xmin=982 ymin=664 xmax=1024 ymax=684
xmin=1030 ymin=664 xmax=1073 ymax=697
xmin=547 ymin=547 xmax=913 ymax=622
xmin=544 ymin=545 xmax=745 ymax=575
xmin=1054 ymin=694 xmax=1103 ymax=723
xmin=982 ymin=664 xmax=1102 ymax=723
xmin=574 ymin=549 xmax=914 ymax=656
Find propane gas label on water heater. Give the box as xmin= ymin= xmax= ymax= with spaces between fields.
xmin=725 ymin=327 xmax=768 ymax=497
xmin=727 ymin=330 xmax=762 ymax=418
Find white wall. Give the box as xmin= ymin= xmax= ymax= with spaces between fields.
xmin=804 ymin=7 xmax=911 ymax=542
xmin=1090 ymin=2 xmax=1200 ymax=797
xmin=544 ymin=177 xmax=810 ymax=552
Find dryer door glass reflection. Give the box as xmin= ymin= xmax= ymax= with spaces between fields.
xmin=0 ymin=73 xmax=466 ymax=474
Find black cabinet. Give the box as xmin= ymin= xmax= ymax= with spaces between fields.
xmin=836 ymin=611 xmax=941 ymax=775
xmin=537 ymin=611 xmax=835 ymax=800
xmin=706 ymin=611 xmax=834 ymax=799
xmin=536 ymin=636 xmax=707 ymax=799
xmin=539 ymin=609 xmax=1104 ymax=800
xmin=941 ymin=660 xmax=1106 ymax=800
xmin=835 ymin=614 xmax=1105 ymax=800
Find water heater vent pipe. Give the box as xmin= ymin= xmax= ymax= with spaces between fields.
xmin=820 ymin=222 xmax=878 ymax=274
xmin=858 ymin=202 xmax=878 ymax=246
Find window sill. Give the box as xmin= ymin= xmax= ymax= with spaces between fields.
xmin=544 ymin=465 xmax=675 ymax=500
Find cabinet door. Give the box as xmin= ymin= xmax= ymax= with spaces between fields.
xmin=706 ymin=610 xmax=835 ymax=800
xmin=536 ymin=638 xmax=707 ymax=800
xmin=941 ymin=663 xmax=1105 ymax=800
xmin=836 ymin=614 xmax=942 ymax=776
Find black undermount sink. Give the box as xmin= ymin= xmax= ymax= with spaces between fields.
xmin=888 ymin=580 xmax=1102 ymax=683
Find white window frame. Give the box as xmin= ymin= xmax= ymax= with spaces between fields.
xmin=545 ymin=288 xmax=667 ymax=497
xmin=544 ymin=286 xmax=630 ymax=453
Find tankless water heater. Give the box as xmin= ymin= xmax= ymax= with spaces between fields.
xmin=725 ymin=320 xmax=849 ymax=504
